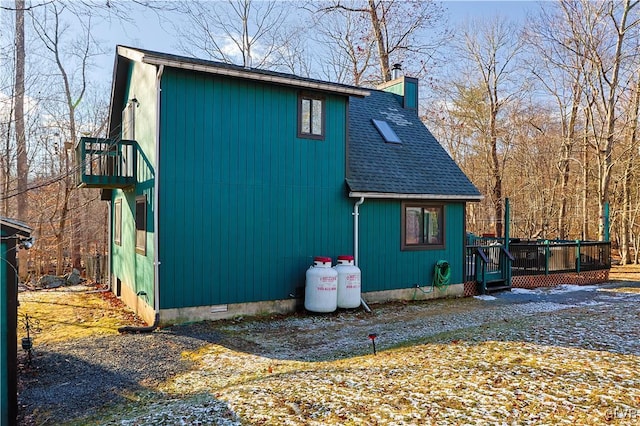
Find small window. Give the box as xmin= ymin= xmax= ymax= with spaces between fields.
xmin=402 ymin=203 xmax=444 ymax=250
xmin=372 ymin=119 xmax=401 ymax=144
xmin=122 ymin=100 xmax=136 ymax=140
xmin=114 ymin=199 xmax=122 ymax=246
xmin=135 ymin=195 xmax=146 ymax=255
xmin=122 ymin=100 xmax=136 ymax=177
xmin=298 ymin=93 xmax=324 ymax=139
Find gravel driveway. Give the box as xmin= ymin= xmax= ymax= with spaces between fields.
xmin=17 ymin=281 xmax=640 ymax=425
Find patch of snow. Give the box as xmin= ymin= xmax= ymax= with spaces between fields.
xmin=577 ymin=300 xmax=605 ymax=307
xmin=474 ymin=295 xmax=497 ymax=301
xmin=517 ymin=302 xmax=576 ymax=314
xmin=510 ymin=288 xmax=536 ymax=294
xmin=546 ymin=284 xmax=599 ymax=294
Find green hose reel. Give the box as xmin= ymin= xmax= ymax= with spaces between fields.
xmin=432 ymin=260 xmax=451 ymax=289
xmin=412 ymin=260 xmax=452 ymax=300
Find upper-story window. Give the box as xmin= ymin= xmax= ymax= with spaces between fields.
xmin=121 ymin=99 xmax=137 ymax=177
xmin=298 ymin=93 xmax=324 ymax=140
xmin=122 ymin=99 xmax=136 ymax=140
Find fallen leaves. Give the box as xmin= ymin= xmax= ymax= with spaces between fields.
xmin=17 ymin=285 xmax=146 ymax=345
xmin=154 ymin=339 xmax=640 ymax=425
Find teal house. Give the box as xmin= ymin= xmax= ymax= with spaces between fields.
xmin=76 ymin=46 xmax=481 ymax=325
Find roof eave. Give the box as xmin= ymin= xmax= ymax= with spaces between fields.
xmin=143 ymin=56 xmax=370 ymax=97
xmin=116 ymin=46 xmax=370 ymax=98
xmin=349 ymin=191 xmax=484 ymax=202
xmin=0 ymin=217 xmax=32 ymax=235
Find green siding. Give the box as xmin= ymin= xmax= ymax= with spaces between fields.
xmin=158 ymin=69 xmax=353 ymax=308
xmin=358 ymin=200 xmax=466 ymax=291
xmin=404 ymin=80 xmax=418 ymax=110
xmin=381 ymin=78 xmax=418 ymax=111
xmin=140 ymin=67 xmax=468 ymax=310
xmin=111 ymin=60 xmax=157 ymax=309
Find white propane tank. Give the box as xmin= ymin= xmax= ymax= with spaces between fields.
xmin=305 ymin=256 xmax=338 ymax=313
xmin=335 ymin=255 xmax=361 ymax=309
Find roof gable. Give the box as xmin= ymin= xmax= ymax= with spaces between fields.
xmin=347 ymin=90 xmax=481 ymax=200
xmin=116 ymin=46 xmax=370 ymax=98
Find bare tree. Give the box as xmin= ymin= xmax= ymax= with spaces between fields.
xmin=525 ymin=2 xmax=591 ymax=240
xmin=30 ymin=2 xmax=98 ymax=273
xmin=14 ymin=0 xmax=27 ymax=221
xmin=571 ymin=0 xmax=640 ymax=240
xmin=315 ymin=0 xmax=447 ymax=84
xmin=312 ymin=5 xmax=374 ymax=85
xmin=453 ymin=16 xmax=525 ymax=237
xmin=173 ymin=0 xmax=294 ymax=69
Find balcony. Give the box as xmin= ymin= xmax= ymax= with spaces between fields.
xmin=75 ymin=137 xmax=136 ymax=189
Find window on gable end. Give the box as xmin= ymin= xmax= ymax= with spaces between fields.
xmin=298 ymin=93 xmax=325 ymax=140
xmin=121 ymin=99 xmax=137 ymax=177
xmin=122 ymin=100 xmax=136 ymax=140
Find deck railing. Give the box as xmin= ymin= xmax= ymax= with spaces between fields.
xmin=75 ymin=137 xmax=136 ymax=188
xmin=466 ymin=238 xmax=611 ymax=282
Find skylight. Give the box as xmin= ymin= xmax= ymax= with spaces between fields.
xmin=372 ymin=119 xmax=402 ymax=144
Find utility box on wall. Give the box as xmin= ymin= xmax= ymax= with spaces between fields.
xmin=1 ymin=217 xmax=32 ymax=426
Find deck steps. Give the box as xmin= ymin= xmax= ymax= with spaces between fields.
xmin=483 ymin=279 xmax=512 ymax=294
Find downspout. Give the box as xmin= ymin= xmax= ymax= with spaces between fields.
xmin=119 ymin=64 xmax=164 ymax=333
xmin=353 ymin=197 xmax=364 ymax=266
xmin=106 ymin=200 xmax=111 ymax=291
xmin=353 ymin=197 xmax=371 ymax=313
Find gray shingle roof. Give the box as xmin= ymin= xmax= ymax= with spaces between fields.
xmin=347 ymin=90 xmax=481 ymax=200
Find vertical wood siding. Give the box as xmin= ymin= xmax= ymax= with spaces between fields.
xmin=358 ymin=200 xmax=466 ymax=291
xmin=111 ymin=61 xmax=157 ymax=308
xmin=159 ymin=69 xmax=353 ymax=308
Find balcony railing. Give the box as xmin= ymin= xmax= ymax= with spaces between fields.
xmin=75 ymin=137 xmax=136 ymax=189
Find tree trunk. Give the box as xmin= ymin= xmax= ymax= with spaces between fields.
xmin=620 ymin=159 xmax=632 ymax=264
xmin=367 ymin=0 xmax=391 ymax=82
xmin=582 ymin=106 xmax=590 ymax=240
xmin=596 ymin=0 xmax=633 ymax=241
xmin=557 ymin=85 xmax=581 ymax=239
xmin=15 ymin=0 xmax=28 ymax=278
xmin=620 ymin=69 xmax=640 ymax=263
xmin=56 ymin=186 xmax=71 ymax=275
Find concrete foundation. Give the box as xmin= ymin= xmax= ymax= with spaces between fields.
xmin=155 ymin=283 xmax=465 ymax=325
xmin=119 ymin=279 xmax=156 ymax=325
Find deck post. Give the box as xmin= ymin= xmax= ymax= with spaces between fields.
xmin=504 ymin=198 xmax=511 ymax=286
xmin=544 ymin=240 xmax=550 ymax=275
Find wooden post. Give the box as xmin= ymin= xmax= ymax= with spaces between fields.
xmin=504 ymin=198 xmax=511 ymax=286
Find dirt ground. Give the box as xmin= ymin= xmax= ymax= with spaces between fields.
xmin=16 ymin=265 xmax=640 ymax=345
xmin=15 ymin=265 xmax=640 ymax=425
